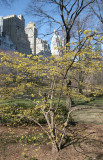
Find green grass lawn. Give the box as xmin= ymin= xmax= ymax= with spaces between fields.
xmin=0 ymin=95 xmax=102 ymax=108
xmin=88 ymin=96 xmax=103 ymax=106
xmin=0 ymin=96 xmax=103 ymax=125
xmin=0 ymin=99 xmax=35 ymax=108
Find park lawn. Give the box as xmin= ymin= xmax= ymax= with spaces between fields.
xmin=71 ymin=96 xmax=103 ymax=124
xmin=88 ymin=96 xmax=103 ymax=106
xmin=0 ymin=98 xmax=35 ymax=108
xmin=0 ymin=96 xmax=103 ymax=125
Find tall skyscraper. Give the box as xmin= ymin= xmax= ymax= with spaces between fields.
xmin=36 ymin=38 xmax=51 ymax=56
xmin=0 ymin=14 xmax=51 ymax=56
xmin=25 ymin=22 xmax=37 ymax=55
xmin=51 ymin=30 xmax=64 ymax=56
xmin=0 ymin=16 xmax=3 ymax=36
xmin=3 ymin=15 xmax=31 ymax=54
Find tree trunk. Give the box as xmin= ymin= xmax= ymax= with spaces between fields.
xmin=66 ymin=79 xmax=72 ymax=111
xmin=52 ymin=142 xmax=59 ymax=153
xmin=78 ymin=71 xmax=83 ymax=94
xmin=66 ymin=30 xmax=70 ymax=44
xmin=79 ymin=87 xmax=83 ymax=94
xmin=66 ymin=30 xmax=70 ymax=51
xmin=66 ymin=93 xmax=71 ymax=111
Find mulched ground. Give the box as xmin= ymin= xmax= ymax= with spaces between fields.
xmin=0 ymin=123 xmax=103 ymax=160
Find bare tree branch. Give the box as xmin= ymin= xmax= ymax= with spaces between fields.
xmin=26 ymin=0 xmax=95 ymax=43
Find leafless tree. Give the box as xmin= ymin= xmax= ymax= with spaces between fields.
xmin=87 ymin=0 xmax=103 ymax=24
xmin=70 ymin=16 xmax=93 ymax=94
xmin=0 ymin=0 xmax=14 ymax=6
xmin=26 ymin=0 xmax=95 ymax=43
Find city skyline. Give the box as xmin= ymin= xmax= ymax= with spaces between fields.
xmin=0 ymin=0 xmax=53 ymax=45
xmin=0 ymin=14 xmax=64 ymax=56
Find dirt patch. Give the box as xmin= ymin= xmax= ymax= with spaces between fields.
xmin=0 ymin=123 xmax=103 ymax=160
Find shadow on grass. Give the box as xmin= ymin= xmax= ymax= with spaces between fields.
xmin=72 ymin=95 xmax=103 ymax=107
